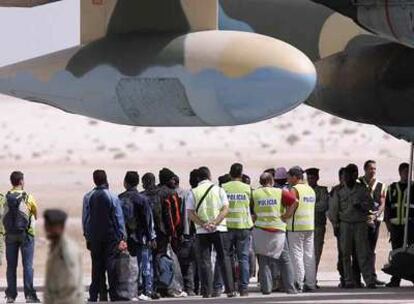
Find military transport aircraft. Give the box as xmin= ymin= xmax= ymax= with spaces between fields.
xmin=1 ymin=0 xmax=413 ymax=141
xmin=0 ymin=0 xmax=316 ymax=127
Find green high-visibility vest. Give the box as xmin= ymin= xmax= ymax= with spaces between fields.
xmin=253 ymin=187 xmax=286 ymax=231
xmin=192 ymin=181 xmax=227 ymax=231
xmin=286 ymin=183 xmax=315 ymax=232
xmin=222 ymin=181 xmax=253 ymax=229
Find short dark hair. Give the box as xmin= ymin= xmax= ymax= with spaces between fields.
xmin=260 ymin=172 xmax=274 ymax=187
xmin=288 ymin=166 xmax=304 ymax=180
xmin=230 ymin=163 xmax=243 ymax=179
xmin=93 ymin=170 xmax=108 ymax=187
xmin=264 ymin=168 xmax=276 ymax=178
xmin=142 ymin=173 xmax=156 ymax=190
xmin=124 ymin=171 xmax=139 ymax=188
xmin=43 ymin=209 xmax=67 ymax=227
xmin=10 ymin=171 xmax=24 ymax=187
xmin=364 ymin=160 xmax=376 ymax=170
xmin=242 ymin=174 xmax=251 ymax=185
xmin=218 ymin=174 xmax=231 ymax=187
xmin=346 ymin=163 xmax=359 ymax=175
xmin=189 ymin=169 xmax=200 ymax=188
xmin=198 ymin=167 xmax=211 ymax=181
xmin=159 ymin=168 xmax=175 ymax=186
xmin=338 ymin=167 xmax=346 ymax=178
xmin=172 ymin=175 xmax=180 ymax=186
xmin=399 ymin=163 xmax=410 ymax=172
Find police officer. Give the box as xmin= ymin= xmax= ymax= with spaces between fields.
xmin=252 ymin=172 xmax=298 ymax=295
xmin=286 ymin=166 xmax=317 ymax=292
xmin=359 ymin=160 xmax=387 ymax=286
xmin=222 ymin=163 xmax=254 ymax=296
xmin=305 ymin=168 xmax=329 ymax=280
xmin=187 ymin=167 xmax=236 ymax=298
xmin=329 ymin=164 xmax=376 ymax=289
xmin=384 ymin=163 xmax=414 ymax=287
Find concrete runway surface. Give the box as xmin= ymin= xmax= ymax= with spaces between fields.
xmin=7 ymin=276 xmax=414 ymax=304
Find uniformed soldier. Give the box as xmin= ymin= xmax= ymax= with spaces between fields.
xmin=43 ymin=209 xmax=83 ymax=304
xmin=359 ymin=160 xmax=387 ymax=286
xmin=286 ymin=166 xmax=317 ymax=292
xmin=384 ymin=163 xmax=414 ymax=287
xmin=305 ymin=168 xmax=329 ymax=279
xmin=222 ymin=163 xmax=254 ymax=296
xmin=329 ymin=164 xmax=376 ymax=289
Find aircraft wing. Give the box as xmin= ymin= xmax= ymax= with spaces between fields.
xmin=0 ymin=0 xmax=61 ymax=7
xmin=381 ymin=126 xmax=414 ymax=143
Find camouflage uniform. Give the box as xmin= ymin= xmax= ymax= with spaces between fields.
xmin=329 ymin=183 xmax=375 ymax=286
xmin=313 ymin=186 xmax=329 ymax=272
xmin=44 ymin=235 xmax=83 ymax=304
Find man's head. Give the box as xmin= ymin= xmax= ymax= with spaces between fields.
xmin=264 ymin=168 xmax=276 ymax=178
xmin=93 ymin=170 xmax=108 ymax=187
xmin=242 ymin=174 xmax=251 ymax=185
xmin=344 ymin=164 xmax=359 ymax=187
xmin=10 ymin=171 xmax=24 ymax=188
xmin=172 ymin=175 xmax=180 ymax=189
xmin=142 ymin=173 xmax=156 ymax=190
xmin=260 ymin=172 xmax=274 ymax=187
xmin=189 ymin=169 xmax=200 ymax=189
xmin=198 ymin=167 xmax=211 ymax=182
xmin=229 ymin=163 xmax=243 ymax=180
xmin=274 ymin=167 xmax=288 ymax=186
xmin=287 ymin=166 xmax=304 ymax=186
xmin=159 ymin=168 xmax=176 ymax=189
xmin=124 ymin=171 xmax=139 ymax=190
xmin=218 ymin=173 xmax=231 ymax=187
xmin=399 ymin=163 xmax=410 ymax=183
xmin=305 ymin=168 xmax=320 ymax=188
xmin=44 ymin=209 xmax=67 ymax=242
xmin=364 ymin=160 xmax=377 ymax=179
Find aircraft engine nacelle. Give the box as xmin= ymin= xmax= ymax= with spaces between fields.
xmin=0 ymin=31 xmax=316 ymax=126
xmin=313 ymin=0 xmax=414 ymax=48
xmin=307 ymin=42 xmax=414 ymax=127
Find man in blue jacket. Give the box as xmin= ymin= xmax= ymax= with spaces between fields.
xmin=119 ymin=171 xmax=156 ymax=300
xmin=82 ymin=170 xmax=127 ymax=302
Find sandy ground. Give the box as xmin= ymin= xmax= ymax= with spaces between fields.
xmin=0 ymin=94 xmax=412 ymax=303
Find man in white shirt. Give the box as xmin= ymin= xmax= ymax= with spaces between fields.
xmin=187 ymin=167 xmax=236 ymax=298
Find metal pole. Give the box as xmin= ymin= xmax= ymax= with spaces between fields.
xmin=403 ymin=143 xmax=414 ymax=249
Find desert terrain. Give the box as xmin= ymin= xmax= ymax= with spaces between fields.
xmin=0 ymin=94 xmax=411 ymax=293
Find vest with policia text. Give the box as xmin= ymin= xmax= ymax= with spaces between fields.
xmin=388 ymin=182 xmax=414 ymax=226
xmin=192 ymin=181 xmax=227 ymax=232
xmin=222 ymin=181 xmax=253 ymax=230
xmin=253 ymin=187 xmax=286 ymax=232
xmin=286 ymin=183 xmax=315 ymax=232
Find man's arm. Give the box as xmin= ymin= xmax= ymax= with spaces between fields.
xmin=328 ymin=189 xmax=340 ymax=227
xmin=280 ymin=190 xmax=298 ymax=222
xmin=316 ymin=188 xmax=329 ymax=213
xmin=82 ymin=193 xmax=91 ymax=240
xmin=376 ymin=183 xmax=387 ymax=218
xmin=143 ymin=197 xmax=156 ymax=242
xmin=112 ymin=195 xmax=127 ymax=241
xmin=27 ymin=194 xmax=38 ymax=220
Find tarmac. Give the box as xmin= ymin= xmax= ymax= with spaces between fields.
xmin=5 ymin=273 xmax=414 ymax=303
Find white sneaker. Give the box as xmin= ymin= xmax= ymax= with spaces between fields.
xmin=138 ymin=294 xmax=151 ymax=301
xmin=174 ymin=291 xmax=188 ymax=298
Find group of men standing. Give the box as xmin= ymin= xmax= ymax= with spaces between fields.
xmin=0 ymin=158 xmax=413 ymax=303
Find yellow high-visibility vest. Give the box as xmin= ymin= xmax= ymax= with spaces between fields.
xmin=286 ymin=183 xmax=315 ymax=232
xmin=222 ymin=181 xmax=253 ymax=230
xmin=253 ymin=187 xmax=286 ymax=232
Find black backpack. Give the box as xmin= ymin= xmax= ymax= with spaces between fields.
xmin=3 ymin=192 xmax=30 ymax=236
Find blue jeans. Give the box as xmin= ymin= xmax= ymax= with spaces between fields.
xmin=5 ymin=235 xmax=36 ymax=299
xmin=214 ymin=229 xmax=251 ymax=292
xmin=137 ymin=246 xmax=153 ymax=295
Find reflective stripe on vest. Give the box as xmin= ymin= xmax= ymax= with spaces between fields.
xmin=390 ymin=183 xmax=414 ymax=225
xmin=253 ymin=187 xmax=286 ymax=232
xmin=192 ymin=182 xmax=226 ymax=230
xmin=287 ymin=184 xmax=315 ymax=232
xmin=222 ymin=181 xmax=253 ymax=229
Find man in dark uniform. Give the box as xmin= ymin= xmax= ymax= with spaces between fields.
xmin=305 ymin=168 xmax=329 ymax=279
xmin=384 ymin=163 xmax=414 ymax=287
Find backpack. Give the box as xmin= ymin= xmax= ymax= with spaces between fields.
xmin=164 ymin=193 xmax=183 ymax=239
xmin=3 ymin=192 xmax=30 ymax=236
